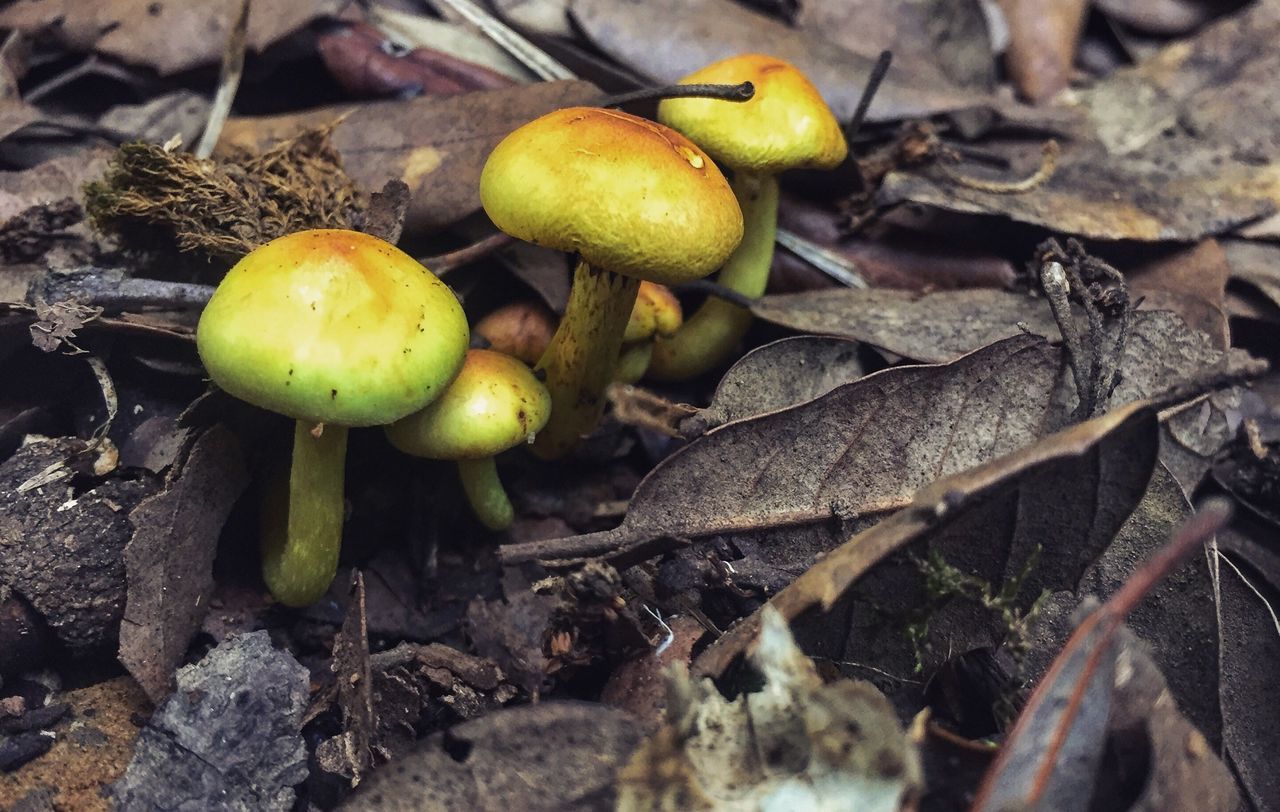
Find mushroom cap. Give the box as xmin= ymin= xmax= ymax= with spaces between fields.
xmin=480 ymin=107 xmax=744 ymax=284
xmin=623 ymin=281 xmax=683 ymax=343
xmin=474 ymin=301 xmax=556 ymax=365
xmin=385 ymin=349 xmax=552 ymax=460
xmin=197 ymin=229 xmax=470 ymax=427
xmin=658 ymin=54 xmax=847 ymax=174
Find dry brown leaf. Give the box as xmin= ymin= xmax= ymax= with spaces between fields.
xmin=1127 ymin=240 xmax=1230 ymax=350
xmin=569 ymin=0 xmax=997 ymax=123
xmin=502 ymin=334 xmax=1064 ymax=568
xmin=216 ymin=80 xmax=600 ymax=233
xmin=793 ymin=0 xmax=995 ymax=91
xmin=1094 ymin=0 xmax=1231 ymax=35
xmin=0 ymin=0 xmax=342 ymax=76
xmin=119 ymin=426 xmax=248 ymax=701
xmin=682 ymin=336 xmax=866 ymax=436
xmin=692 ymin=400 xmax=1157 ymax=679
xmin=879 ymin=3 xmax=1280 ymax=240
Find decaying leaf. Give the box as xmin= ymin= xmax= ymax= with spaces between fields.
xmin=316 ymin=572 xmax=375 ymax=786
xmin=879 ymin=3 xmax=1280 ymax=241
xmin=502 ymin=334 xmax=1064 ymax=568
xmin=751 ymin=287 xmax=1060 ymax=365
xmin=1215 ymin=521 xmax=1280 ymax=811
xmin=216 ymin=80 xmax=601 ymax=233
xmin=692 ymin=400 xmax=1157 ymax=680
xmin=0 ymin=0 xmax=342 ymax=76
xmin=119 ymin=425 xmax=248 ymax=701
xmin=339 ymin=701 xmax=642 ymax=811
xmin=681 ymin=336 xmax=867 ymax=436
xmin=618 ymin=607 xmax=922 ymax=811
xmin=971 ymin=502 xmax=1235 ymax=812
xmin=569 ymin=0 xmax=998 ymax=123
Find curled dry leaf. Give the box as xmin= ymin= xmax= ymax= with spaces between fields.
xmin=998 ymin=0 xmax=1089 ymax=103
xmin=681 ymin=336 xmax=866 ymax=436
xmin=618 ymin=606 xmax=922 ymax=811
xmin=501 ymin=334 xmax=1063 ymax=568
xmin=216 ymin=80 xmax=601 ymax=233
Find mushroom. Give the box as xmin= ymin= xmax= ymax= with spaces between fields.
xmin=616 ymin=281 xmax=682 ymax=384
xmin=480 ymin=106 xmax=743 ymax=458
xmin=197 ymin=229 xmax=469 ymax=606
xmin=385 ymin=348 xmax=551 ymax=530
xmin=474 ymin=300 xmax=557 ymax=365
xmin=649 ymin=55 xmax=847 ymax=380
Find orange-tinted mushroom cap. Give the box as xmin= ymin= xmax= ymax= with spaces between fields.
xmin=623 ymin=281 xmax=683 ymax=343
xmin=385 ymin=349 xmax=551 ymax=460
xmin=480 ymin=107 xmax=744 ymax=285
xmin=658 ymin=55 xmax=847 ymax=174
xmin=197 ymin=229 xmax=469 ymax=427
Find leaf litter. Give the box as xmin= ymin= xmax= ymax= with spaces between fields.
xmin=0 ymin=0 xmax=1276 ymax=809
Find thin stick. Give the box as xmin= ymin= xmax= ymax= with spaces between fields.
xmin=846 ymin=50 xmax=892 ymax=141
xmin=195 ymin=0 xmax=250 ymax=159
xmin=600 ymin=81 xmax=755 ymax=109
xmin=421 ymin=231 xmax=515 ymax=275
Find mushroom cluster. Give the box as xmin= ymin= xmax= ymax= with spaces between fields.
xmin=193 ymin=54 xmax=844 ymax=607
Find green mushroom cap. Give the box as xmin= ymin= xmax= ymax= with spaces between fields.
xmin=196 ymin=229 xmax=470 ymax=427
xmin=385 ymin=349 xmax=552 ymax=459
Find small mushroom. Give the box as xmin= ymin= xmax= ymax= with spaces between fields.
xmin=386 ymin=348 xmax=551 ymax=530
xmin=651 ymin=54 xmax=847 ymax=380
xmin=474 ymin=300 xmax=557 ymax=365
xmin=480 ymin=106 xmax=743 ymax=458
xmin=197 ymin=229 xmax=469 ymax=605
xmin=617 ymin=281 xmax=682 ymax=384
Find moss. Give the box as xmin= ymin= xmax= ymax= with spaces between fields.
xmin=84 ymin=124 xmax=366 ymax=262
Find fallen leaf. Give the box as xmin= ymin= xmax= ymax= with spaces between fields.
xmin=0 ymin=148 xmax=112 ymax=223
xmin=501 ymin=334 xmax=1064 ymax=568
xmin=692 ymin=400 xmax=1157 ymax=680
xmin=1094 ymin=0 xmax=1230 ymax=35
xmin=681 ymin=336 xmax=866 ymax=436
xmin=1126 ymin=240 xmax=1230 ymax=351
xmin=0 ymin=0 xmax=342 ymax=76
xmin=1215 ymin=519 xmax=1280 ymax=812
xmin=1223 ymin=237 xmax=1280 ymax=312
xmin=97 ymin=90 xmax=211 ymax=146
xmin=569 ymin=0 xmax=998 ymax=123
xmin=216 ymin=80 xmax=600 ymax=233
xmin=316 ymin=572 xmax=375 ymax=786
xmin=794 ymin=0 xmax=995 ymax=92
xmin=751 ymin=287 xmax=1059 ymax=364
xmin=972 ymin=501 xmax=1234 ymax=811
xmin=338 ymin=701 xmax=642 ymax=811
xmin=118 ymin=425 xmax=248 ymax=701
xmin=879 ymin=3 xmax=1280 ymax=241
xmin=600 ymin=614 xmax=707 ymax=731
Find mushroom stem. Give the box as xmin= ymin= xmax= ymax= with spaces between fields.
xmin=457 ymin=456 xmax=513 ymax=530
xmin=614 ymin=341 xmax=654 ymax=384
xmin=261 ymin=420 xmax=348 ymax=607
xmin=648 ymin=172 xmax=778 ymax=380
xmin=533 ymin=259 xmax=641 ymax=458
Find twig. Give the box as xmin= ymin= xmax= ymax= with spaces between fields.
xmin=600 ymin=81 xmax=755 ymax=108
xmin=195 ymin=0 xmax=250 ymax=159
xmin=430 ymin=0 xmax=573 ymax=80
xmin=943 ymin=140 xmax=1059 ymax=194
xmin=845 ymin=50 xmax=892 ymax=141
xmin=421 ymin=231 xmax=515 ymax=275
